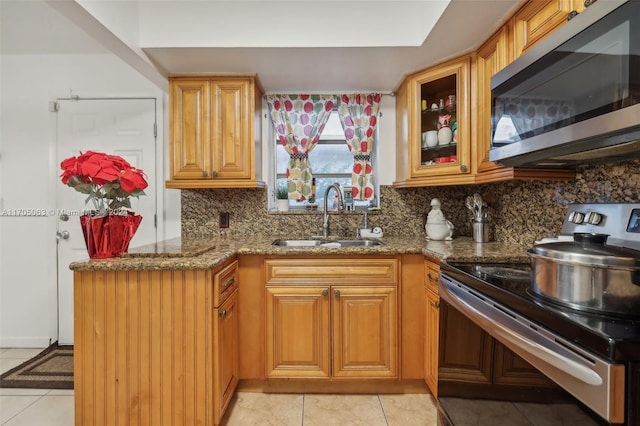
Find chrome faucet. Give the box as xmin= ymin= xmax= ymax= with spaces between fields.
xmin=322 ymin=182 xmax=344 ymax=238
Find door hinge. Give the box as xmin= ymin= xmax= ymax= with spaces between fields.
xmin=153 ymin=122 xmax=157 ymax=138
xmin=49 ymin=101 xmax=60 ymax=112
xmin=154 ymin=214 xmax=158 ymax=228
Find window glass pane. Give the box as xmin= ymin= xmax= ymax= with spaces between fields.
xmin=273 ymin=109 xmax=378 ymax=209
xmin=276 ymin=144 xmax=352 ymax=174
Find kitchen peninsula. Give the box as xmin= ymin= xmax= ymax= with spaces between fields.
xmin=70 ymin=236 xmax=533 ymax=426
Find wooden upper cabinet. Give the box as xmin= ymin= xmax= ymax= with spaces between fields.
xmin=166 ymin=75 xmax=265 ymax=189
xmin=470 ymin=1 xmax=576 ymax=184
xmin=512 ymin=0 xmax=576 ymax=59
xmin=474 ymin=27 xmax=510 ymax=176
xmin=394 ymin=55 xmax=473 ymax=188
xmin=170 ymin=79 xmax=211 ymax=180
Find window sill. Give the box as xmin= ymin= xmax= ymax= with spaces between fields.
xmin=268 ymin=208 xmax=380 ymax=215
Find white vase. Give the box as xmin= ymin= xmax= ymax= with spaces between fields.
xmin=277 ymin=199 xmax=289 ymax=212
xmin=438 ymin=126 xmax=452 ymax=145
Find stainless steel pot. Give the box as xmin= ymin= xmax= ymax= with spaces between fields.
xmin=528 ymin=233 xmax=640 ymax=317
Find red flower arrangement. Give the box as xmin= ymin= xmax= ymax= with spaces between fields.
xmin=60 ymin=151 xmax=148 ymax=259
xmin=60 ymin=151 xmax=148 ymax=213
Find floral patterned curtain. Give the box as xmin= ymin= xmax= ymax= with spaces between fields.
xmin=337 ymin=93 xmax=381 ymax=200
xmin=266 ymin=94 xmax=335 ymax=200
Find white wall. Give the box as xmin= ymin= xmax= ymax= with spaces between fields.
xmin=0 ymin=53 xmax=180 ymax=347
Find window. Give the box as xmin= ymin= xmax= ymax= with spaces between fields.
xmin=272 ymin=111 xmax=379 ymax=210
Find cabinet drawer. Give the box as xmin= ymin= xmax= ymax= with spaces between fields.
xmin=213 ymin=260 xmax=239 ymax=307
xmin=425 ymin=258 xmax=440 ymax=294
xmin=265 ymin=258 xmax=398 ymax=285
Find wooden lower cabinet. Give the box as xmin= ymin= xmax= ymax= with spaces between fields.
xmin=332 ymin=286 xmax=397 ymax=378
xmin=266 ymin=284 xmax=398 ymax=379
xmin=73 ymin=258 xmax=239 ymax=426
xmin=214 ymin=289 xmax=239 ymax=423
xmin=264 ymin=257 xmax=399 ymax=380
xmin=438 ymin=298 xmax=558 ymax=399
xmin=425 ymin=256 xmax=557 ymax=400
xmin=438 ymin=299 xmax=493 ymax=384
xmin=424 ymin=287 xmax=440 ymax=397
xmin=266 ymin=286 xmax=331 ymax=378
xmin=493 ymin=342 xmax=554 ymax=387
xmin=423 ymin=257 xmax=441 ymax=396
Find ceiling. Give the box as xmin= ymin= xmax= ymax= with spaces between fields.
xmin=1 ymin=0 xmax=525 ymax=93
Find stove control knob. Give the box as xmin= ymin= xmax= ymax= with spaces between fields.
xmin=585 ymin=211 xmax=603 ymax=225
xmin=569 ymin=211 xmax=585 ymax=224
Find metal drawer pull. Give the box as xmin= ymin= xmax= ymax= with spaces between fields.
xmin=219 ymin=309 xmax=227 ymax=318
xmin=223 ymin=276 xmax=235 ymax=288
xmin=322 ymin=289 xmax=329 ymax=296
xmin=334 ymin=289 xmax=340 ymax=296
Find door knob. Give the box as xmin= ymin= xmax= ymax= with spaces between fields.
xmin=59 ymin=213 xmax=69 ymax=222
xmin=334 ymin=289 xmax=340 ymax=297
xmin=322 ymin=289 xmax=329 ymax=296
xmin=56 ymin=231 xmax=70 ymax=240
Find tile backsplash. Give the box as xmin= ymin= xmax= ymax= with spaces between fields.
xmin=182 ymin=159 xmax=640 ymax=246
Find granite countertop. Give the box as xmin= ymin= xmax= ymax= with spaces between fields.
xmin=70 ymin=235 xmax=532 ymax=272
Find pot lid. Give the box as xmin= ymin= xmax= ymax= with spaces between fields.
xmin=531 ymin=233 xmax=640 ymax=268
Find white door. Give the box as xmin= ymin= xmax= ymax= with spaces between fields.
xmin=56 ymin=98 xmax=158 ymax=344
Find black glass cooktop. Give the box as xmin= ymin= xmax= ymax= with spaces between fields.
xmin=440 ymin=262 xmax=640 ymax=362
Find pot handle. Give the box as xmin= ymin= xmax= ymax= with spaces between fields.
xmin=573 ymin=232 xmax=609 ymax=245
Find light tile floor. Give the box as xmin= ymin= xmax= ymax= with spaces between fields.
xmin=1 ymin=348 xmax=439 ymax=426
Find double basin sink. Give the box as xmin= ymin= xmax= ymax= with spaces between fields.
xmin=272 ymin=239 xmax=385 ymax=248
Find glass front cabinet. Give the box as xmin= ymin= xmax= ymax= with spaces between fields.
xmin=395 ymin=55 xmax=472 ymax=187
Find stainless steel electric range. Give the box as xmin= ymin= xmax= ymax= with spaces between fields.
xmin=439 ymin=203 xmax=640 ymax=425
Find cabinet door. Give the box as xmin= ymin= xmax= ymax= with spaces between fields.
xmin=211 ymin=79 xmax=252 ymax=179
xmin=170 ymin=79 xmax=212 ymax=179
xmin=424 ymin=287 xmax=440 ymax=397
xmin=407 ymin=56 xmax=472 ymax=185
xmin=214 ymin=290 xmax=239 ymax=424
xmin=438 ymin=300 xmax=493 ymax=384
xmin=492 ymin=341 xmax=555 ymax=387
xmin=475 ymin=27 xmax=510 ymax=175
xmin=332 ymin=286 xmax=398 ymax=379
xmin=266 ymin=286 xmax=331 ymax=378
xmin=512 ymin=0 xmax=575 ymax=59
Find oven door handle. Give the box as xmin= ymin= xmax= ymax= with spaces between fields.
xmin=440 ymin=279 xmax=603 ymax=386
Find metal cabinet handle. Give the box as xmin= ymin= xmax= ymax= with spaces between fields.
xmin=219 ymin=309 xmax=227 ymax=318
xmin=203 ymin=170 xmax=208 ymax=177
xmin=211 ymin=170 xmax=218 ymax=177
xmin=56 ymin=231 xmax=70 ymax=240
xmin=334 ymin=289 xmax=340 ymax=297
xmin=435 ymin=301 xmax=440 ymax=308
xmin=322 ymin=289 xmax=329 ymax=296
xmin=460 ymin=165 xmax=468 ymax=172
xmin=223 ymin=277 xmax=235 ymax=288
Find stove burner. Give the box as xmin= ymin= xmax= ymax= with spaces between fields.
xmin=472 ymin=265 xmax=531 ymax=280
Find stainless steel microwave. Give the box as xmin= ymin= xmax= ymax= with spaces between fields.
xmin=489 ymin=0 xmax=640 ymax=168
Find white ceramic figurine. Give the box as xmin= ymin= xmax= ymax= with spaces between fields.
xmin=425 ymin=198 xmax=454 ymax=241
